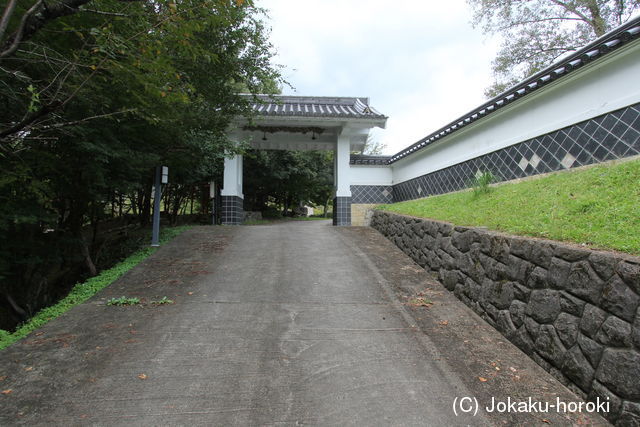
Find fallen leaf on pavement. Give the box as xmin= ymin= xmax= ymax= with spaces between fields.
xmin=138 ymin=374 xmax=147 ymax=380
xmin=407 ymin=297 xmax=432 ymax=307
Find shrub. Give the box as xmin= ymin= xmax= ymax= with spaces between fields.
xmin=470 ymin=170 xmax=495 ymax=197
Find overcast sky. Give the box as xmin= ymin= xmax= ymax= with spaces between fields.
xmin=257 ymin=0 xmax=501 ymax=155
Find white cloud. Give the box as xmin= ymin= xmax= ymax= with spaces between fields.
xmin=258 ymin=0 xmax=500 ymax=154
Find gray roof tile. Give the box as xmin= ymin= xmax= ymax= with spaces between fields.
xmin=350 ymin=155 xmax=392 ymax=165
xmin=245 ymin=95 xmax=387 ymax=120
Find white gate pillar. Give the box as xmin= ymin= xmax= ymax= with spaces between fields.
xmin=221 ymin=154 xmax=243 ymax=225
xmin=333 ymin=134 xmax=352 ymax=226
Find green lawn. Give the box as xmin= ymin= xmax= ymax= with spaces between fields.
xmin=379 ymin=159 xmax=640 ymax=255
xmin=0 ymin=225 xmax=191 ymax=350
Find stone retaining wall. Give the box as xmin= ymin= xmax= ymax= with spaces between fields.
xmin=351 ymin=203 xmax=377 ymax=226
xmin=370 ymin=210 xmax=640 ymax=425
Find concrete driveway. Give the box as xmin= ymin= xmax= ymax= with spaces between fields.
xmin=0 ymin=221 xmax=607 ymax=425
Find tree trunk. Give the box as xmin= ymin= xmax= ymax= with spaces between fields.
xmin=80 ymin=236 xmax=97 ymax=277
xmin=140 ymin=180 xmax=152 ymax=226
xmin=200 ymin=184 xmax=209 ymax=215
xmin=4 ymin=293 xmax=29 ymax=323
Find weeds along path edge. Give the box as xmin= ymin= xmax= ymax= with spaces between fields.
xmin=0 ymin=226 xmax=192 ymax=350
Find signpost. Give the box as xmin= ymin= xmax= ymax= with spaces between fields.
xmin=151 ymin=166 xmax=168 ymax=247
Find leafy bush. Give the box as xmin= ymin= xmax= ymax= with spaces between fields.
xmin=470 ymin=170 xmax=495 ymax=198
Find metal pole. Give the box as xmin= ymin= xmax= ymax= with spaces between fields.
xmin=151 ymin=166 xmax=162 ymax=247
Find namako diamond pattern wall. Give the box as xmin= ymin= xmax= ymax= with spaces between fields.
xmin=392 ymin=102 xmax=640 ymax=202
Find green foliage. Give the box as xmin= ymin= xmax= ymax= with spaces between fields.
xmin=26 ymin=85 xmax=40 ymax=113
xmin=106 ymin=296 xmax=141 ymax=306
xmin=379 ymin=159 xmax=640 ymax=254
xmin=151 ymin=296 xmax=174 ymax=305
xmin=360 ymin=135 xmax=387 ymax=155
xmin=470 ymin=170 xmax=495 ymax=198
xmin=467 ymin=0 xmax=640 ymax=97
xmin=243 ymin=150 xmax=334 ymax=214
xmin=0 ymin=226 xmax=190 ymax=350
xmin=0 ymin=329 xmax=9 ymax=344
xmin=1 ymin=0 xmax=282 ymax=139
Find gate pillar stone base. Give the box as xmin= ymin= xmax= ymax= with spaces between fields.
xmin=221 ymin=196 xmax=243 ymax=225
xmin=333 ymin=197 xmax=351 ymax=226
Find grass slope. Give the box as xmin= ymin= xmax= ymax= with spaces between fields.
xmin=0 ymin=225 xmax=191 ymax=350
xmin=379 ymin=159 xmax=640 ymax=255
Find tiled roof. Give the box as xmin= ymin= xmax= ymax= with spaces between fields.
xmin=350 ymin=155 xmax=392 ymax=165
xmin=246 ymin=95 xmax=387 ymax=120
xmin=388 ymin=16 xmax=640 ymax=164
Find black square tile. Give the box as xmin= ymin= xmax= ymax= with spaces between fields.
xmin=582 ymin=121 xmax=598 ymax=135
xmin=621 ymin=128 xmax=640 ymax=147
xmin=620 ymin=108 xmax=639 ymax=126
xmin=592 ymin=145 xmax=610 ymax=161
xmin=601 ymin=115 xmax=617 ymax=129
xmin=612 ymin=140 xmax=632 ymax=157
xmin=576 ymin=148 xmax=594 ymax=165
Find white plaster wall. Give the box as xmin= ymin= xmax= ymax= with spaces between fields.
xmin=391 ymin=41 xmax=640 ymax=185
xmin=350 ymin=165 xmax=393 ymax=186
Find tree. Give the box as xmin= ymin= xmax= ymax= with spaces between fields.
xmin=243 ymin=150 xmax=334 ymax=216
xmin=359 ymin=134 xmax=387 ymax=155
xmin=0 ymin=0 xmax=282 ymax=329
xmin=0 ymin=0 xmax=280 ymax=146
xmin=467 ymin=0 xmax=640 ymax=97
